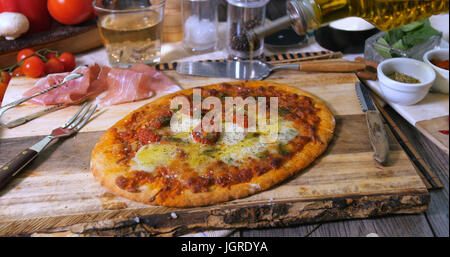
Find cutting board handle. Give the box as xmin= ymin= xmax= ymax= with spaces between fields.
xmin=299 ymin=60 xmax=366 ymax=72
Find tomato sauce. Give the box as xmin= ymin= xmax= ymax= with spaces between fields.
xmin=113 ymin=84 xmax=322 ymax=196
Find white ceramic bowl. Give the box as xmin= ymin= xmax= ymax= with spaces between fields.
xmin=377 ymin=58 xmax=436 ymax=106
xmin=423 ymin=48 xmax=449 ymax=94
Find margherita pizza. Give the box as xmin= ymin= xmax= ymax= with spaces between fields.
xmin=90 ymin=81 xmax=335 ymax=207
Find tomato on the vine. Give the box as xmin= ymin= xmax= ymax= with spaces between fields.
xmin=45 ymin=52 xmax=58 ymax=60
xmin=0 ymin=71 xmax=12 ymax=102
xmin=16 ymin=49 xmax=35 ymax=63
xmin=22 ymin=56 xmax=45 ymax=78
xmin=58 ymin=52 xmax=76 ymax=71
xmin=44 ymin=58 xmax=65 ymax=74
xmin=12 ymin=67 xmax=24 ymax=77
xmin=47 ymin=0 xmax=94 ymax=25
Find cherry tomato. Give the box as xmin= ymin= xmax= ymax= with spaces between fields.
xmin=191 ymin=124 xmax=220 ymax=144
xmin=16 ymin=49 xmax=35 ymax=63
xmin=1 ymin=71 xmax=12 ymax=102
xmin=22 ymin=56 xmax=45 ymax=78
xmin=58 ymin=52 xmax=76 ymax=72
xmin=44 ymin=58 xmax=65 ymax=74
xmin=45 ymin=52 xmax=58 ymax=59
xmin=12 ymin=66 xmax=24 ymax=77
xmin=47 ymin=0 xmax=94 ymax=25
xmin=137 ymin=129 xmax=161 ymax=145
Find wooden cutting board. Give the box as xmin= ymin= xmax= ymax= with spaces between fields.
xmin=0 ymin=20 xmax=103 ymax=67
xmin=416 ymin=116 xmax=449 ymax=154
xmin=0 ymin=68 xmax=429 ymax=236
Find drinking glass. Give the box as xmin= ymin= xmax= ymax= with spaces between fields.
xmin=93 ymin=0 xmax=166 ymax=67
xmin=182 ymin=0 xmax=218 ymax=52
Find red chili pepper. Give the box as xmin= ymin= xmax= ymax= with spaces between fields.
xmin=439 ymin=130 xmax=449 ymax=135
xmin=0 ymin=0 xmax=51 ymax=34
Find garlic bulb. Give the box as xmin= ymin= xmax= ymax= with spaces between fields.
xmin=0 ymin=12 xmax=30 ymax=40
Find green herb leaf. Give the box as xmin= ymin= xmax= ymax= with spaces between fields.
xmin=202 ymin=148 xmax=219 ymax=156
xmin=162 ymin=136 xmax=184 ymax=143
xmin=376 ymin=18 xmax=442 ymax=58
xmin=278 ymin=143 xmax=290 ymax=156
xmin=392 ymin=39 xmax=407 ymax=51
xmin=375 ymin=38 xmax=392 ymax=58
xmin=279 ymin=106 xmax=291 ymax=116
xmin=385 ymin=28 xmax=405 ymax=45
xmin=257 ymin=150 xmax=269 ymax=159
xmin=402 ymin=24 xmax=441 ymax=48
xmin=377 ymin=37 xmax=389 ymax=46
xmin=401 ymin=21 xmax=423 ymax=32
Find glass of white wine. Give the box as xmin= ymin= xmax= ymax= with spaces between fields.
xmin=93 ymin=0 xmax=166 ymax=67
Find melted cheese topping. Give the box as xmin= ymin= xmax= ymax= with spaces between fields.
xmin=132 ymin=118 xmax=299 ymax=173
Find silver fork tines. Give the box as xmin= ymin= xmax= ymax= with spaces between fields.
xmin=72 ymin=104 xmax=97 ymax=131
xmin=63 ymin=102 xmax=88 ymax=128
xmin=30 ymin=103 xmax=98 ymax=150
xmin=0 ymin=102 xmax=99 ymax=190
xmin=66 ymin=103 xmax=92 ymax=130
xmin=61 ymin=103 xmax=97 ymax=133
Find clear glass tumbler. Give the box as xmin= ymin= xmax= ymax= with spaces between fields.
xmin=182 ymin=0 xmax=218 ymax=52
xmin=93 ymin=0 xmax=166 ymax=67
xmin=226 ymin=0 xmax=269 ymax=59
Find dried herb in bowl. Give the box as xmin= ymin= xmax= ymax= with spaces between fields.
xmin=387 ymin=72 xmax=421 ymax=84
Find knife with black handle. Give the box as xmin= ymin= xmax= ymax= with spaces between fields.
xmin=355 ymin=82 xmax=389 ymax=165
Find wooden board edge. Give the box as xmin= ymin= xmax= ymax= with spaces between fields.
xmin=0 ymin=28 xmax=103 ymax=67
xmin=416 ymin=118 xmax=449 ymax=155
xmin=3 ymin=190 xmax=429 ymax=237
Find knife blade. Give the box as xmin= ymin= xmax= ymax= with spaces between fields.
xmin=355 ymin=82 xmax=389 ymax=165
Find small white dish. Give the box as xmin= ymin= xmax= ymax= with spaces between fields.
xmin=377 ymin=58 xmax=436 ymax=106
xmin=423 ymin=48 xmax=449 ymax=94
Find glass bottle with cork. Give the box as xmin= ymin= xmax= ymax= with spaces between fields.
xmin=246 ymin=0 xmax=449 ymax=42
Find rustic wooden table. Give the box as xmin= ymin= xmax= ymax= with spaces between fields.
xmin=231 ymin=106 xmax=449 ymax=237
xmin=0 ymin=1 xmax=447 ymax=238
xmin=225 ymin=0 xmax=449 ymax=237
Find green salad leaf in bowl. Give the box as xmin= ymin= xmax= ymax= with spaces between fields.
xmin=374 ymin=18 xmax=442 ymax=59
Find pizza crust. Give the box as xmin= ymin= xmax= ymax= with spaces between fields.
xmin=91 ymin=81 xmax=335 ymax=207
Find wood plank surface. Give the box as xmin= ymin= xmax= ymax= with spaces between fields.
xmin=0 ymin=69 xmax=429 ymax=236
xmin=239 ymin=106 xmax=448 ymax=237
xmin=388 ymin=106 xmax=449 ymax=237
xmin=233 ymin=1 xmax=448 ymax=238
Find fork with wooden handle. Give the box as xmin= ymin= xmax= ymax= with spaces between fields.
xmin=0 ymin=102 xmax=97 ymax=190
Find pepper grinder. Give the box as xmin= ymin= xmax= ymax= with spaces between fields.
xmin=182 ymin=0 xmax=218 ymax=52
xmin=226 ymin=0 xmax=270 ymax=59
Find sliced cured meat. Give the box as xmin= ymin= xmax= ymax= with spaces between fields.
xmin=129 ymin=63 xmax=180 ymax=95
xmin=96 ymin=67 xmax=153 ymax=106
xmin=23 ymin=64 xmax=103 ymax=106
xmin=96 ymin=64 xmax=180 ymax=106
xmin=23 ymin=63 xmax=181 ymax=107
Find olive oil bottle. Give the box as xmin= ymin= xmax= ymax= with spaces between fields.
xmin=247 ymin=0 xmax=449 ymax=41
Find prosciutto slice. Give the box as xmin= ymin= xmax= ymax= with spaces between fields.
xmin=23 ymin=63 xmax=180 ymax=107
xmin=129 ymin=63 xmax=181 ymax=95
xmin=23 ymin=64 xmax=104 ymax=106
xmin=96 ymin=64 xmax=180 ymax=106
